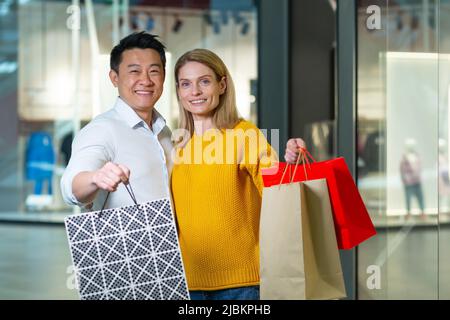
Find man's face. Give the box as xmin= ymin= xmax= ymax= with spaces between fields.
xmin=109 ymin=48 xmax=165 ymax=114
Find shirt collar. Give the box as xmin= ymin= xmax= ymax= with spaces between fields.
xmin=114 ymin=97 xmax=167 ymax=135
xmin=151 ymin=108 xmax=167 ymax=136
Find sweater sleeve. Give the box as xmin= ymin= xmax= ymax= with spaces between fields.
xmin=237 ymin=122 xmax=279 ymax=196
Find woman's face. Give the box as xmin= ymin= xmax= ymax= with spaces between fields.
xmin=177 ymin=61 xmax=226 ymax=121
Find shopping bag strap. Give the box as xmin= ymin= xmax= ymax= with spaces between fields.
xmin=278 ymin=147 xmax=316 ymax=186
xmin=98 ymin=182 xmax=138 ymax=217
xmin=299 ymin=147 xmax=316 ymax=163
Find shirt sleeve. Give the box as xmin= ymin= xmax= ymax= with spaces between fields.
xmin=60 ymin=120 xmax=115 ymax=206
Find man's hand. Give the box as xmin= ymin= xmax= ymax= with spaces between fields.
xmin=284 ymin=138 xmax=307 ymax=164
xmin=72 ymin=162 xmax=131 ymax=204
xmin=92 ymin=162 xmax=130 ymax=192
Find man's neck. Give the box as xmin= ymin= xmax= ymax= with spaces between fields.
xmin=137 ymin=110 xmax=153 ymax=129
xmin=119 ymin=97 xmax=154 ymax=129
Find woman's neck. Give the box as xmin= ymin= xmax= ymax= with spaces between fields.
xmin=193 ymin=116 xmax=214 ymax=136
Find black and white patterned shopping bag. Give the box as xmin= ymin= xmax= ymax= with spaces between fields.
xmin=64 ymin=194 xmax=190 ymax=300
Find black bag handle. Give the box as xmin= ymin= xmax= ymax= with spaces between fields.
xmin=98 ymin=182 xmax=137 ymax=217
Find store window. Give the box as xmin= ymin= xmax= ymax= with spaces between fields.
xmin=356 ymin=0 xmax=450 ymax=299
xmin=0 ymin=0 xmax=258 ymax=220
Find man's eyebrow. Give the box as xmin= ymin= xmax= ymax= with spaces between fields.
xmin=126 ymin=63 xmax=162 ymax=68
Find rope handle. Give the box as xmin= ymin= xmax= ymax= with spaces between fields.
xmin=98 ymin=182 xmax=137 ymax=217
xmin=278 ymin=147 xmax=316 ymax=187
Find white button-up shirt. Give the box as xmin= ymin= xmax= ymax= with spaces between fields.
xmin=60 ymin=97 xmax=173 ymax=211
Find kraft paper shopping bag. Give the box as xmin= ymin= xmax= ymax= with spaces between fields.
xmin=260 ymin=178 xmax=346 ymax=300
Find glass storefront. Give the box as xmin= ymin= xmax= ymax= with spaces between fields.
xmin=356 ymin=0 xmax=450 ymax=299
xmin=0 ymin=0 xmax=258 ymax=220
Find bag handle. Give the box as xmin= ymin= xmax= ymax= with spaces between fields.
xmin=299 ymin=147 xmax=316 ymax=163
xmin=278 ymin=147 xmax=316 ymax=186
xmin=98 ymin=182 xmax=137 ymax=217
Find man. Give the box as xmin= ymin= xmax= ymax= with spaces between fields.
xmin=61 ymin=32 xmax=172 ymax=210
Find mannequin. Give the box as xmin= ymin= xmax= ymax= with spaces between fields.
xmin=26 ymin=131 xmax=55 ymax=195
xmin=399 ymin=138 xmax=425 ymax=218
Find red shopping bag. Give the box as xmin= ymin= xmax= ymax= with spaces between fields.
xmin=262 ymin=154 xmax=376 ymax=250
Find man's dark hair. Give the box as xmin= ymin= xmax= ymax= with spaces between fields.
xmin=110 ymin=32 xmax=166 ymax=73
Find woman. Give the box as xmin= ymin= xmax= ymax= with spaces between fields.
xmin=171 ymin=49 xmax=278 ymax=300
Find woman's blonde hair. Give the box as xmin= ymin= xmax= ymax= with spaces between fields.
xmin=174 ymin=49 xmax=241 ymax=146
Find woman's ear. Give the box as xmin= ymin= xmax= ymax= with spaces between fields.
xmin=219 ymin=76 xmax=227 ymax=95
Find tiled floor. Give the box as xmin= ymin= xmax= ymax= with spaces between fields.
xmin=0 ymin=223 xmax=78 ymax=300
xmin=359 ymin=225 xmax=441 ymax=299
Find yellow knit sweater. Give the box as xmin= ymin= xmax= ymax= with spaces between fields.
xmin=171 ymin=120 xmax=277 ymax=291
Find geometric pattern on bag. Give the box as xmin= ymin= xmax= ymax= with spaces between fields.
xmin=65 ymin=198 xmax=190 ymax=300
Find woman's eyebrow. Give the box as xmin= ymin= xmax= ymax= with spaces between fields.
xmin=179 ymin=74 xmax=212 ymax=81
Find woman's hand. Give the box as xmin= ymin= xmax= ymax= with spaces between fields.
xmin=284 ymin=138 xmax=306 ymax=164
